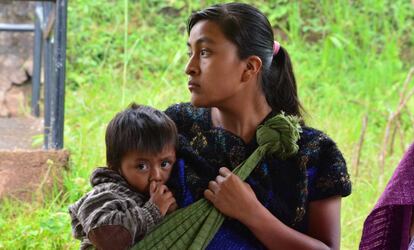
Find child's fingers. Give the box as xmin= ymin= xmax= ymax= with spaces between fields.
xmin=150 ymin=181 xmax=158 ymax=194
xmin=167 ymin=199 xmax=178 ymax=214
xmin=162 ymin=191 xmax=173 ymax=200
xmin=158 ymin=184 xmax=171 ymax=194
xmin=169 ymin=197 xmax=176 ymax=207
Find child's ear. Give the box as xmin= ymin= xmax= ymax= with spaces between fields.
xmin=118 ymin=167 xmax=124 ymax=176
xmin=241 ymin=56 xmax=262 ymax=83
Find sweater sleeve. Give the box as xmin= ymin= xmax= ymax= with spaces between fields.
xmin=73 ymin=187 xmax=163 ymax=241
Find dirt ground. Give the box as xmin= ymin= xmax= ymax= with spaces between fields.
xmin=0 ymin=150 xmax=69 ymax=201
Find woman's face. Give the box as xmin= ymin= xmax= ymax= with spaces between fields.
xmin=185 ymin=20 xmax=247 ymax=108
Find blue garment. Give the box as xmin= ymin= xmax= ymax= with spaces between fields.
xmin=166 ymin=103 xmax=351 ymax=249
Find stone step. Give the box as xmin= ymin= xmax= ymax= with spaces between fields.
xmin=0 ymin=117 xmax=43 ymax=150
xmin=0 ymin=149 xmax=69 ymax=201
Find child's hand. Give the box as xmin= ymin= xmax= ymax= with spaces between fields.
xmin=149 ymin=181 xmax=176 ymax=216
xmin=166 ymin=201 xmax=178 ymax=214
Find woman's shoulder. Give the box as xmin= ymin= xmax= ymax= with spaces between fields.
xmin=297 ymin=126 xmax=352 ymax=200
xmin=297 ymin=126 xmax=345 ymax=169
xmin=165 ymin=102 xmax=209 ymax=130
xmin=298 ymin=126 xmax=340 ymax=153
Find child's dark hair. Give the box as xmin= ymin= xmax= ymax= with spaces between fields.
xmin=188 ymin=3 xmax=304 ymax=118
xmin=105 ymin=103 xmax=178 ymax=171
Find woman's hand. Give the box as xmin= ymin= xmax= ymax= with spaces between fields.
xmin=204 ymin=167 xmax=260 ymax=222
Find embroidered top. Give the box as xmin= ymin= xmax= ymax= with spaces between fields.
xmin=166 ymin=102 xmax=352 ymax=249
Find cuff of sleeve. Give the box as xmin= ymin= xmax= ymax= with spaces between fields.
xmin=309 ymin=176 xmax=352 ymax=201
xmin=142 ymin=200 xmax=163 ymax=230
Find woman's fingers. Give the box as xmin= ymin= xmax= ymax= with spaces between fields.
xmin=219 ymin=167 xmax=232 ymax=177
xmin=208 ymin=180 xmax=220 ymax=194
xmin=216 ymin=175 xmax=225 ymax=183
xmin=204 ymin=189 xmax=215 ymax=202
xmin=202 ymin=168 xmax=261 ymax=221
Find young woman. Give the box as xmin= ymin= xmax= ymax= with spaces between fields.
xmin=166 ymin=3 xmax=351 ymax=249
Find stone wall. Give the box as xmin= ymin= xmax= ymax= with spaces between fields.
xmin=0 ymin=1 xmax=35 ymax=117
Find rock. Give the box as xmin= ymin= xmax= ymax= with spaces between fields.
xmin=0 ymin=2 xmax=35 ymax=117
xmin=23 ymin=56 xmax=33 ymax=76
xmin=0 ymin=74 xmax=12 ymax=92
xmin=5 ymin=85 xmax=28 ymax=116
xmin=9 ymin=68 xmax=28 ymax=85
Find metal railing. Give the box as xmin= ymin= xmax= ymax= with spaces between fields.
xmin=0 ymin=0 xmax=68 ymax=149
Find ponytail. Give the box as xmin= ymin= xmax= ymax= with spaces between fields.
xmin=262 ymin=46 xmax=304 ymax=118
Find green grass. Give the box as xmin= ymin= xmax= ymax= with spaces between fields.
xmin=1 ymin=0 xmax=413 ymax=249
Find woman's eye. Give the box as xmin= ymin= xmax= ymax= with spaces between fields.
xmin=200 ymin=49 xmax=210 ymax=56
xmin=161 ymin=160 xmax=172 ymax=168
xmin=187 ymin=51 xmax=193 ymax=57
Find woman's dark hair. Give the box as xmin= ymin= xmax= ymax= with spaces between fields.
xmin=105 ymin=103 xmax=178 ymax=170
xmin=188 ymin=3 xmax=304 ymax=118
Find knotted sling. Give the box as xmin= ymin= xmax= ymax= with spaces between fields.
xmin=133 ymin=113 xmax=302 ymax=250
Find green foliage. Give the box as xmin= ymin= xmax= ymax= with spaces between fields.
xmin=1 ymin=0 xmax=413 ymax=249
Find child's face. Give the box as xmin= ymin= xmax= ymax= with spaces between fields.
xmin=120 ymin=145 xmax=176 ymax=194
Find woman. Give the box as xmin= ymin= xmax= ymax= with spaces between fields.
xmin=359 ymin=143 xmax=414 ymax=250
xmin=166 ymin=3 xmax=351 ymax=249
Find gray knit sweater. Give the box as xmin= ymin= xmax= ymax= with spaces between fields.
xmin=68 ymin=167 xmax=163 ymax=250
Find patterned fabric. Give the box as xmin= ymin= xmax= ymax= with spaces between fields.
xmin=133 ymin=113 xmax=302 ymax=250
xmin=165 ymin=102 xmax=352 ymax=249
xmin=360 ymin=143 xmax=414 ymax=250
xmin=68 ymin=167 xmax=163 ymax=250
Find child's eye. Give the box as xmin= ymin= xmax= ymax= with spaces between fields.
xmin=160 ymin=160 xmax=172 ymax=169
xmin=136 ymin=163 xmax=149 ymax=171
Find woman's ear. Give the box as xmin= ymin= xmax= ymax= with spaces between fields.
xmin=241 ymin=56 xmax=262 ymax=83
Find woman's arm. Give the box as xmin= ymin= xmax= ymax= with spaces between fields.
xmin=204 ymin=167 xmax=341 ymax=250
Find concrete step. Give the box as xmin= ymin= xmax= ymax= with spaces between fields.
xmin=0 ymin=117 xmax=43 ymax=150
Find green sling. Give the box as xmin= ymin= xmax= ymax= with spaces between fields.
xmin=133 ymin=113 xmax=301 ymax=250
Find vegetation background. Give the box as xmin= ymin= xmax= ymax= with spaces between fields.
xmin=1 ymin=0 xmax=413 ymax=249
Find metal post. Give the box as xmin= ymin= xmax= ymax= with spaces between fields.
xmin=31 ymin=4 xmax=43 ymax=117
xmin=51 ymin=0 xmax=67 ymax=149
xmin=43 ymin=2 xmax=54 ymax=149
xmin=1 ymin=0 xmax=68 ymax=149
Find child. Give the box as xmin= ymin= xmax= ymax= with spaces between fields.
xmin=69 ymin=103 xmax=178 ymax=250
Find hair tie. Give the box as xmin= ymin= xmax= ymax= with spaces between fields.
xmin=273 ymin=41 xmax=280 ymax=55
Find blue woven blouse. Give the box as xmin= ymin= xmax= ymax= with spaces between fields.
xmin=166 ymin=103 xmax=351 ymax=249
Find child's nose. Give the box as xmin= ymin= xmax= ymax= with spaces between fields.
xmin=150 ymin=167 xmax=162 ymax=182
